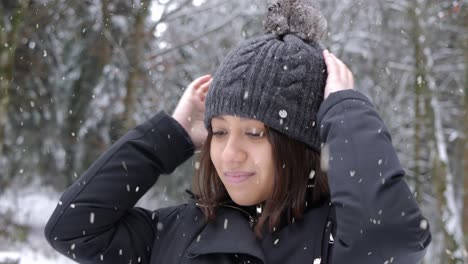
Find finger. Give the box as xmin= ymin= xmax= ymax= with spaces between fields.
xmin=323 ymin=50 xmax=335 ymax=73
xmin=337 ymin=59 xmax=348 ymax=83
xmin=198 ymin=83 xmax=210 ymax=98
xmin=323 ymin=51 xmax=335 ymax=83
xmin=347 ymin=69 xmax=354 ymax=89
xmin=329 ymin=53 xmax=346 ymax=81
xmin=200 ymin=78 xmax=212 ymax=93
xmin=330 ymin=52 xmax=342 ymax=78
xmin=196 ymin=81 xmax=212 ymax=100
xmin=191 ymin=75 xmax=212 ymax=90
xmin=199 ymin=93 xmax=208 ymax=105
xmin=331 ymin=53 xmax=352 ymax=84
xmin=324 ymin=51 xmax=340 ymax=80
xmin=336 ymin=56 xmax=352 ymax=86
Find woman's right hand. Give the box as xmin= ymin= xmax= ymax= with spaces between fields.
xmin=172 ymin=75 xmax=212 ymax=149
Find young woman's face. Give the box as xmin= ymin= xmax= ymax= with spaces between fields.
xmin=210 ymin=115 xmax=275 ymax=206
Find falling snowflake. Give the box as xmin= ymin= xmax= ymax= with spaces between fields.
xmin=157 ymin=222 xmax=164 ymax=231
xmin=309 ymin=170 xmax=316 ymax=179
xmin=90 ymin=212 xmax=95 ymax=224
xmin=417 ymin=76 xmax=423 ymax=85
xmin=420 ymin=219 xmax=428 ymax=230
xmin=256 ymin=205 xmax=262 ymax=214
xmin=320 ymin=144 xmax=330 ymax=172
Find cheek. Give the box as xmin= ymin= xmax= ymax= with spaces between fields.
xmin=252 ymin=156 xmax=275 ymax=198
xmin=254 ymin=149 xmax=275 ymax=179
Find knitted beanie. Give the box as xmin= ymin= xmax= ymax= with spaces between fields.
xmin=204 ymin=0 xmax=328 ymax=152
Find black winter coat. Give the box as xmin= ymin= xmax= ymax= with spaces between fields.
xmin=44 ymin=90 xmax=431 ymax=264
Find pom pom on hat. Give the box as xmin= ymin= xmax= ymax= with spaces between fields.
xmin=263 ymin=0 xmax=327 ymax=43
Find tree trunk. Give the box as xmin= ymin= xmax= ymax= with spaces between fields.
xmin=0 ymin=2 xmax=28 ymax=188
xmin=409 ymin=0 xmax=466 ymax=262
xmin=462 ymin=4 xmax=468 ymax=250
xmin=62 ymin=2 xmax=113 ymax=185
xmin=120 ymin=0 xmax=151 ymax=133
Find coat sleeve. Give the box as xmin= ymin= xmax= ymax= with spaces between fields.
xmin=44 ymin=111 xmax=195 ymax=264
xmin=317 ymin=90 xmax=431 ymax=264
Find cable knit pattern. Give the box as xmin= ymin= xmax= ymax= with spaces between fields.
xmin=204 ymin=32 xmax=326 ymax=152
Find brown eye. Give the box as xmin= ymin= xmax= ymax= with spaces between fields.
xmin=247 ymin=131 xmax=265 ymax=138
xmin=212 ymin=131 xmax=226 ymax=137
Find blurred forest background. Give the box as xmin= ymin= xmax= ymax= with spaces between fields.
xmin=0 ymin=0 xmax=466 ymax=263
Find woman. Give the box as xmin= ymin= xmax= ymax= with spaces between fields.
xmin=45 ymin=1 xmax=431 ymax=263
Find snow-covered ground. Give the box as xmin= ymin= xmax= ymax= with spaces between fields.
xmin=0 ymin=182 xmax=74 ymax=264
xmin=0 ymin=180 xmax=173 ymax=264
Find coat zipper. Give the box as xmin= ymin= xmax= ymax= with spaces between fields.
xmin=191 ymin=193 xmax=260 ymax=229
xmin=221 ymin=204 xmax=257 ymax=228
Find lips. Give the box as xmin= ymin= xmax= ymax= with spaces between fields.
xmin=224 ymin=172 xmax=255 ymax=184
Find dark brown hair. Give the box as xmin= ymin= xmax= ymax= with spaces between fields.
xmin=192 ymin=126 xmax=329 ymax=238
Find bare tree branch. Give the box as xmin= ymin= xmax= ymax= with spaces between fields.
xmin=147 ymin=12 xmax=244 ymax=62
xmin=161 ymin=0 xmax=231 ymax=23
xmin=159 ymin=0 xmax=193 ymax=23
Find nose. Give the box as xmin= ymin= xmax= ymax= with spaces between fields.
xmin=222 ymin=135 xmax=247 ymax=163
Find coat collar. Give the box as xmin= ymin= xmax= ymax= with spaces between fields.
xmin=186 ymin=204 xmax=266 ymax=262
xmin=185 ymin=200 xmax=331 ymax=263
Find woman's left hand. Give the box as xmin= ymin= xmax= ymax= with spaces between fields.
xmin=323 ymin=50 xmax=354 ymax=99
xmin=172 ymin=75 xmax=212 ymax=149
